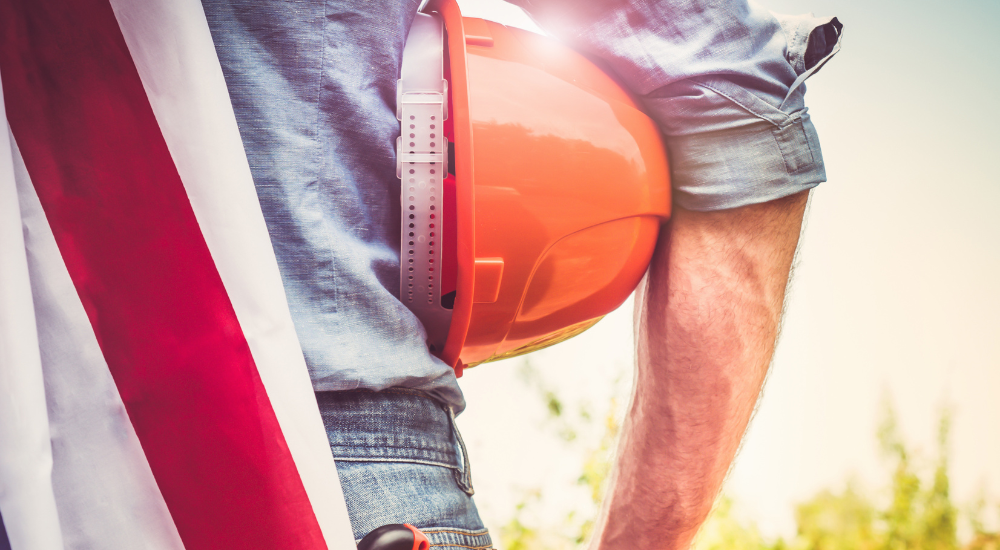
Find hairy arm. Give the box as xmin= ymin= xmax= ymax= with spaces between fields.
xmin=590 ymin=190 xmax=810 ymax=550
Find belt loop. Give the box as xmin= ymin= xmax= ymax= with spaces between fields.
xmin=446 ymin=405 xmax=475 ymax=495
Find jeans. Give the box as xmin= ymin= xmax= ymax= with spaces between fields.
xmin=316 ymin=390 xmax=492 ymax=549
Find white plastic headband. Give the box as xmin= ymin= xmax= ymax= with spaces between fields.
xmin=398 ymin=12 xmax=453 ymax=354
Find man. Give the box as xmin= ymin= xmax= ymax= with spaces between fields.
xmin=0 ymin=0 xmax=839 ymax=547
xmin=200 ymin=0 xmax=840 ymax=548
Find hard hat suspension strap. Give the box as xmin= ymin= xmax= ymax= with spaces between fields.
xmin=398 ymin=12 xmax=453 ymax=353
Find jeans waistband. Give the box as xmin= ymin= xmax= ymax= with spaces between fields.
xmin=315 ymin=389 xmax=473 ymax=494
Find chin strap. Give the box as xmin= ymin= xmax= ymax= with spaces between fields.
xmin=398 ymin=12 xmax=453 ymax=354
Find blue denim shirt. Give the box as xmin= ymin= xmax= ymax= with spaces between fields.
xmin=201 ymin=0 xmax=841 ymax=412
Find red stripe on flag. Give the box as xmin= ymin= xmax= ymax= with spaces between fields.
xmin=0 ymin=1 xmax=328 ymax=548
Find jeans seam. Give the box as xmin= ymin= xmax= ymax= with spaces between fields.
xmin=332 ymin=456 xmax=459 ymax=469
xmin=446 ymin=405 xmax=475 ymax=495
xmin=422 ymin=527 xmax=494 ymax=550
xmin=422 ymin=528 xmax=489 ymax=536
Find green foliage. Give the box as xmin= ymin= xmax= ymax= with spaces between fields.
xmin=692 ymin=496 xmax=786 ymax=550
xmin=693 ymin=403 xmax=991 ymax=550
xmin=789 ymin=482 xmax=879 ymax=550
xmin=498 ymin=365 xmax=998 ymax=550
xmin=577 ymin=400 xmax=618 ymax=506
xmin=869 ymin=404 xmax=958 ymax=550
xmin=875 ymin=405 xmax=930 ymax=548
xmin=499 ymin=361 xmax=619 ymax=550
xmin=501 ymin=493 xmax=546 ymax=550
xmin=966 ymin=495 xmax=1000 ymax=550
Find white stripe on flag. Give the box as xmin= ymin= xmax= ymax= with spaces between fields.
xmin=107 ymin=1 xmax=357 ymax=547
xmin=12 ymin=135 xmax=185 ymax=550
xmin=0 ymin=79 xmax=64 ymax=549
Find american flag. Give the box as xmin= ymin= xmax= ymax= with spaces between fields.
xmin=0 ymin=0 xmax=357 ymax=548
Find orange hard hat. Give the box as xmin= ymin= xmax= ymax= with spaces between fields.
xmin=398 ymin=0 xmax=671 ymax=375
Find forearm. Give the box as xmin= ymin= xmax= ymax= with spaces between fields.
xmin=591 ymin=190 xmax=810 ymax=550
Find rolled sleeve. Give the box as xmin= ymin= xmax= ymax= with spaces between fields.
xmin=662 ymin=113 xmax=825 ymax=210
xmin=509 ymin=0 xmax=843 ymax=211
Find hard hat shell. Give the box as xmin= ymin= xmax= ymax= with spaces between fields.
xmin=422 ymin=0 xmax=671 ymax=373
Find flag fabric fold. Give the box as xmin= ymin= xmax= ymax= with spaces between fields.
xmin=0 ymin=74 xmax=64 ymax=550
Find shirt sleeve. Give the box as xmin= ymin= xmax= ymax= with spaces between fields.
xmin=506 ymin=0 xmax=843 ymax=211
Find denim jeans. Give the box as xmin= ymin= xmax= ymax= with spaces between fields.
xmin=316 ymin=390 xmax=492 ymax=549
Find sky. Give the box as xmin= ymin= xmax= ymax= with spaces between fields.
xmin=451 ymin=0 xmax=1000 ymax=543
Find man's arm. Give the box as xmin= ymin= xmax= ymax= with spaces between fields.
xmin=590 ymin=190 xmax=810 ymax=550
xmin=507 ymin=0 xmax=839 ymax=544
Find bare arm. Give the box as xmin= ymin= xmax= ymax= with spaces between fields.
xmin=591 ymin=190 xmax=810 ymax=550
